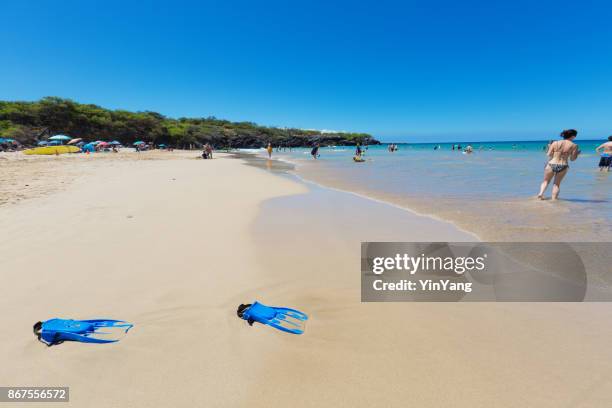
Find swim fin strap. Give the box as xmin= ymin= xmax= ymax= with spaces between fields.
xmin=34 ymin=318 xmax=133 ymax=346
xmin=238 ymin=301 xmax=308 ymax=335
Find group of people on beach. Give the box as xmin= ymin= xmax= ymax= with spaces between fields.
xmin=265 ymin=144 xmax=294 ymax=155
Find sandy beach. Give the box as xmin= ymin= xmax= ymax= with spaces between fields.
xmin=2 ymin=151 xmax=612 ymax=407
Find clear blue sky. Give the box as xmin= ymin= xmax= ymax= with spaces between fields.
xmin=2 ymin=0 xmax=612 ymax=142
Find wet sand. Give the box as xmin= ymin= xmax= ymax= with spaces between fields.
xmin=251 ymin=181 xmax=612 ymax=407
xmin=283 ymin=151 xmax=612 ymax=242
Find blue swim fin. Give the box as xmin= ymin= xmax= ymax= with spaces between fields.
xmin=33 ymin=318 xmax=133 ymax=346
xmin=237 ymin=301 xmax=308 ymax=335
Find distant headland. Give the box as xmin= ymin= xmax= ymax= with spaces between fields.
xmin=0 ymin=97 xmax=379 ymax=148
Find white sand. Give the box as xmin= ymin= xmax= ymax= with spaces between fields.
xmin=1 ymin=152 xmax=612 ymax=407
xmin=0 ymin=152 xmax=307 ymax=406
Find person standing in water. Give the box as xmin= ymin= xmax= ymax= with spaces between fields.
xmin=266 ymin=142 xmax=273 ymax=159
xmin=355 ymin=143 xmax=362 ymax=157
xmin=595 ymin=136 xmax=612 ymax=172
xmin=311 ymin=143 xmax=320 ymax=159
xmin=537 ymin=129 xmax=580 ymax=200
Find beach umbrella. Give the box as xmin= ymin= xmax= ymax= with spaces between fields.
xmin=158 ymin=144 xmax=167 ymax=148
xmin=67 ymin=138 xmax=83 ymax=145
xmin=133 ymin=141 xmax=145 ymax=145
xmin=48 ymin=140 xmax=61 ymax=146
xmin=37 ymin=141 xmax=49 ymax=146
xmin=49 ymin=135 xmax=71 ymax=141
xmin=92 ymin=140 xmax=104 ymax=145
xmin=97 ymin=141 xmax=109 ymax=147
xmin=110 ymin=140 xmax=121 ymax=145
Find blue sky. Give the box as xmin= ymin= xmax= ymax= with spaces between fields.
xmin=2 ymin=0 xmax=612 ymax=142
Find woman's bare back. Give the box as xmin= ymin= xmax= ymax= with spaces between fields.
xmin=548 ymin=140 xmax=578 ymax=164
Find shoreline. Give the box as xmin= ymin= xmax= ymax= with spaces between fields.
xmin=234 ymin=151 xmax=481 ymax=241
xmin=289 ymin=171 xmax=483 ymax=241
xmin=247 ymin=158 xmax=612 ymax=407
xmin=251 ymin=148 xmax=611 ymax=242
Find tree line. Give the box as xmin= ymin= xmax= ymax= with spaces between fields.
xmin=0 ymin=97 xmax=378 ymax=148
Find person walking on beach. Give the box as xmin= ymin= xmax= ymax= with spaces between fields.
xmin=311 ymin=143 xmax=320 ymax=159
xmin=537 ymin=129 xmax=580 ymax=200
xmin=205 ymin=143 xmax=214 ymax=159
xmin=266 ymin=143 xmax=273 ymax=159
xmin=595 ymin=136 xmax=612 ymax=172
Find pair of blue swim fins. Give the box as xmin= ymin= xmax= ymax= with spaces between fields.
xmin=33 ymin=301 xmax=306 ymax=346
xmin=33 ymin=319 xmax=133 ymax=346
xmin=237 ymin=301 xmax=308 ymax=335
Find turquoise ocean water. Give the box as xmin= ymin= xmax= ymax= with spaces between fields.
xmin=255 ymin=140 xmax=611 ymax=241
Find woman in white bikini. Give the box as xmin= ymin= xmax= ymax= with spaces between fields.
xmin=537 ymin=129 xmax=580 ymax=200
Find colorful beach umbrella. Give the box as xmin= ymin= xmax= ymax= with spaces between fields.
xmin=67 ymin=138 xmax=83 ymax=145
xmin=37 ymin=141 xmax=49 ymax=146
xmin=82 ymin=143 xmax=96 ymax=152
xmin=48 ymin=140 xmax=62 ymax=146
xmin=110 ymin=140 xmax=121 ymax=145
xmin=133 ymin=141 xmax=145 ymax=145
xmin=49 ymin=135 xmax=71 ymax=141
